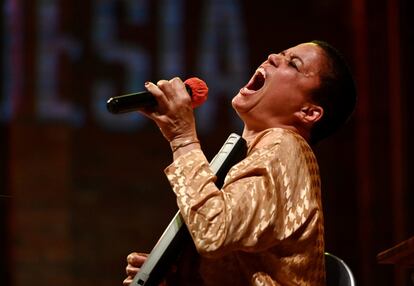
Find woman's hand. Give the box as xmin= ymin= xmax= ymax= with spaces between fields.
xmin=139 ymin=77 xmax=197 ymax=143
xmin=123 ymin=252 xmax=148 ymax=286
xmin=123 ymin=252 xmax=168 ymax=286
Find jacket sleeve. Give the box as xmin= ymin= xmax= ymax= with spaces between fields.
xmin=164 ymin=136 xmax=321 ymax=258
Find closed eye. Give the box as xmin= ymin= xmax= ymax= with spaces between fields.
xmin=281 ymin=51 xmax=301 ymax=70
xmin=288 ymin=60 xmax=299 ymax=70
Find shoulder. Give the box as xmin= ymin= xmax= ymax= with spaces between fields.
xmin=248 ymin=128 xmax=318 ymax=175
xmin=248 ymin=128 xmax=311 ymax=155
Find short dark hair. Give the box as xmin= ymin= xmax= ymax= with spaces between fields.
xmin=309 ymin=40 xmax=357 ymax=144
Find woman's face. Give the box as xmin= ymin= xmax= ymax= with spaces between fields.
xmin=232 ymin=43 xmax=327 ymax=131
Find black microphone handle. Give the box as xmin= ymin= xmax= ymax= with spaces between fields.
xmin=106 ymin=86 xmax=192 ymax=114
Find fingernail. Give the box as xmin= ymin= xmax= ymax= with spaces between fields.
xmin=144 ymin=81 xmax=149 ymax=86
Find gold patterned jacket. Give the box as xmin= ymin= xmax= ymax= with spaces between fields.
xmin=164 ymin=128 xmax=325 ymax=286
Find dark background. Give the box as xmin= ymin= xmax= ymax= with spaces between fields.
xmin=1 ymin=0 xmax=413 ymax=285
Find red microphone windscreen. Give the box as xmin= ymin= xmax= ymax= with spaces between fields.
xmin=184 ymin=77 xmax=208 ymax=108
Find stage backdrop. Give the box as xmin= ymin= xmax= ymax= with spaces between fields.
xmin=1 ymin=0 xmax=414 ymax=285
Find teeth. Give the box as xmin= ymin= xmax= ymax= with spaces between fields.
xmin=256 ymin=67 xmax=266 ymax=78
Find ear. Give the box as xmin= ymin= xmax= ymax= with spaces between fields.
xmin=297 ymin=104 xmax=324 ymax=125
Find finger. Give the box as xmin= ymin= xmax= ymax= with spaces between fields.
xmin=171 ymin=77 xmax=192 ymax=102
xmin=127 ymin=252 xmax=148 ymax=266
xmin=170 ymin=77 xmax=190 ymax=100
xmin=126 ymin=264 xmax=139 ymax=276
xmin=123 ymin=276 xmax=133 ymax=286
xmin=156 ymin=79 xmax=176 ymax=102
xmin=145 ymin=81 xmax=169 ymax=106
xmin=170 ymin=77 xmax=186 ymax=93
xmin=158 ymin=77 xmax=189 ymax=103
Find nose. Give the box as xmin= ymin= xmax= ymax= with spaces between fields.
xmin=267 ymin=53 xmax=282 ymax=66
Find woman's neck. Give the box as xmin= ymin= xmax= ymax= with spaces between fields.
xmin=242 ymin=124 xmax=310 ymax=145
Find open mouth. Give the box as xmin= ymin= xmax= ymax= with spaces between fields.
xmin=245 ymin=69 xmax=266 ymax=92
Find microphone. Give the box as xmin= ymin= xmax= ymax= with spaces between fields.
xmin=106 ymin=77 xmax=208 ymax=114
